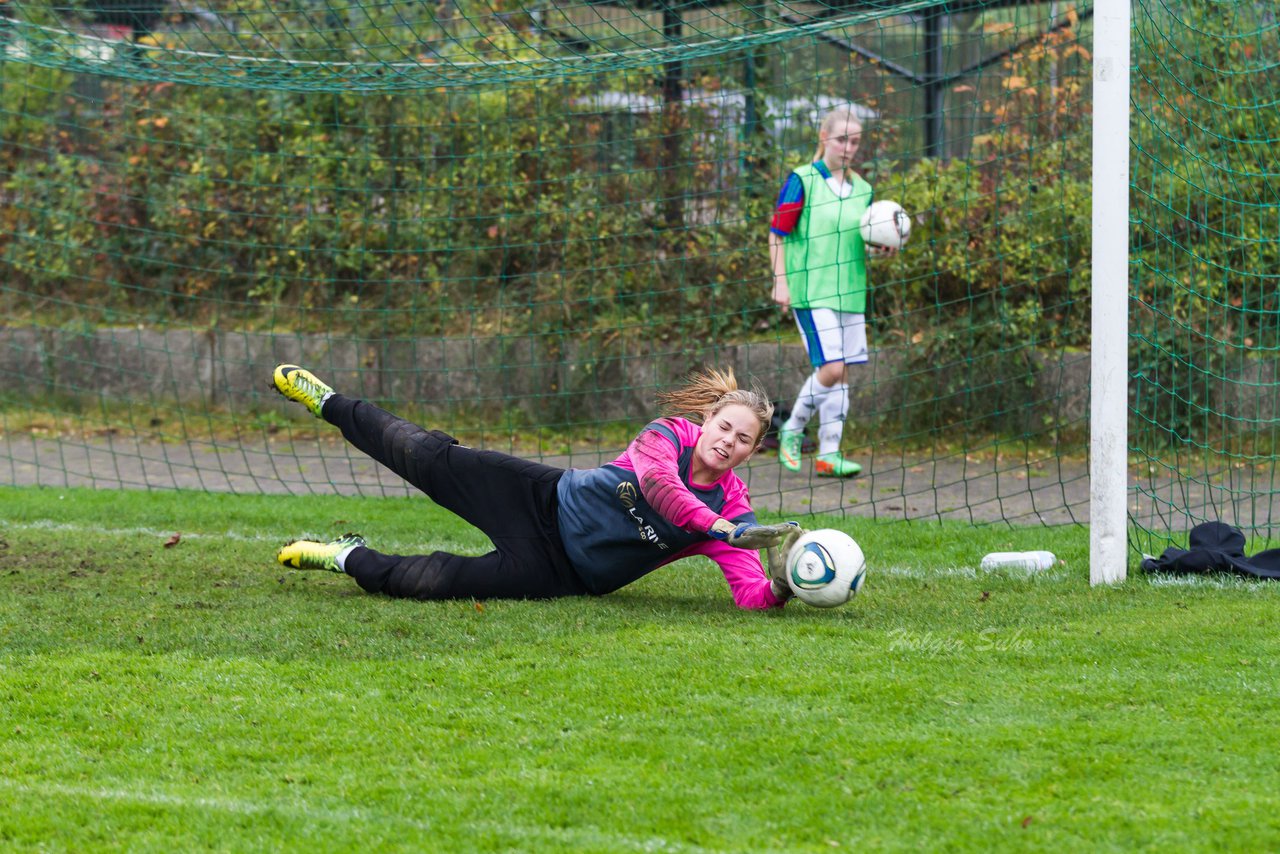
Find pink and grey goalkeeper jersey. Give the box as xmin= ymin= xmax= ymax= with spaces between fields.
xmin=556 ymin=417 xmax=784 ymax=609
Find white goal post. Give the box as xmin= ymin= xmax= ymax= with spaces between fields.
xmin=1089 ymin=0 xmax=1131 ymax=585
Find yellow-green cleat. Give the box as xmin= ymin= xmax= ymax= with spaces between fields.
xmin=277 ymin=533 xmax=366 ymax=572
xmin=272 ymin=364 xmax=333 ymax=418
xmin=815 ymin=453 xmax=862 ymax=478
xmin=778 ymin=429 xmax=804 ymax=473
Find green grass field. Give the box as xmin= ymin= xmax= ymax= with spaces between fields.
xmin=2 ymin=484 xmax=1278 ymax=851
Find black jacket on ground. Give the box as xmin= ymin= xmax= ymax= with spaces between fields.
xmin=1140 ymin=521 xmax=1280 ymax=580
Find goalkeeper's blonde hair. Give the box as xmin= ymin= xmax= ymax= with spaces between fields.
xmin=656 ymin=367 xmax=773 ymax=446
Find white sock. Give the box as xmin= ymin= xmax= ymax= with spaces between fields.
xmin=816 ymin=382 xmax=849 ymax=456
xmin=335 ymin=544 xmax=359 ymax=572
xmin=783 ymin=372 xmax=825 ymax=433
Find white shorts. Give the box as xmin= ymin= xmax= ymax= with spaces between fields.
xmin=792 ymin=308 xmax=868 ymax=368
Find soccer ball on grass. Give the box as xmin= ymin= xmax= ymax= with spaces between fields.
xmin=786 ymin=529 xmax=866 ymax=608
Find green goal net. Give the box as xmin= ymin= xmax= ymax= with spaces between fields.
xmin=1129 ymin=0 xmax=1280 ymax=554
xmin=2 ymin=0 xmax=1269 ymax=553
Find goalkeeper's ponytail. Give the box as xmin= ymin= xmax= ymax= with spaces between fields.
xmin=656 ymin=367 xmax=773 ymax=445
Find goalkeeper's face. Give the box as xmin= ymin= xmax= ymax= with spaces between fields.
xmin=821 ymin=119 xmax=862 ymax=171
xmin=696 ymin=403 xmax=762 ymax=478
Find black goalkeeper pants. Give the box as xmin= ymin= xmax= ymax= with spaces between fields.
xmin=320 ymin=394 xmax=588 ymax=601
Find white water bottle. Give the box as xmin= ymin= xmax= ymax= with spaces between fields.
xmin=980 ymin=550 xmax=1056 ymax=572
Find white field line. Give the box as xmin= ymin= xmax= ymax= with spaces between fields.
xmin=0 ymin=778 xmax=719 ymax=852
xmin=876 ymin=564 xmax=1074 ymax=582
xmin=1143 ymin=572 xmax=1264 ymax=590
xmin=0 ymin=777 xmax=433 ymax=831
xmin=4 ymin=519 xmax=1264 ymax=590
xmin=5 ymin=519 xmax=995 ymax=579
xmin=0 ymin=518 xmax=469 ymax=556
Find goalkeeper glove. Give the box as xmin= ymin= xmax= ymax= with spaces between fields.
xmin=708 ymin=519 xmax=801 ymax=550
xmin=766 ymin=525 xmax=804 ymax=602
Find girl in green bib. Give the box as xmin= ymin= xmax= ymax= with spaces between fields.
xmin=768 ymin=106 xmax=894 ymax=477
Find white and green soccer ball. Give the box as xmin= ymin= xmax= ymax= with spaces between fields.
xmin=786 ymin=529 xmax=866 ymax=608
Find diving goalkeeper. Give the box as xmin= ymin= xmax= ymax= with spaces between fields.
xmin=271 ymin=364 xmax=803 ymax=609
